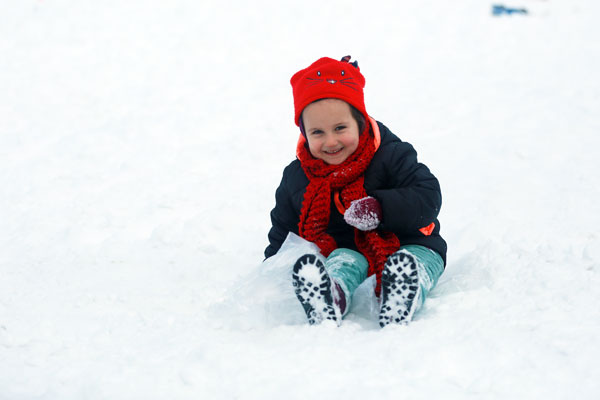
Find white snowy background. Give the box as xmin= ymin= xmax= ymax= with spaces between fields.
xmin=1 ymin=0 xmax=599 ymax=398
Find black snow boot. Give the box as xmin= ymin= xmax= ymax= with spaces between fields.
xmin=292 ymin=254 xmax=342 ymax=326
xmin=379 ymin=250 xmax=422 ymax=327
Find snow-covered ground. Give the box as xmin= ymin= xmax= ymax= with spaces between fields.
xmin=1 ymin=0 xmax=599 ymax=398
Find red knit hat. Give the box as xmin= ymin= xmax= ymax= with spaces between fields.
xmin=290 ymin=56 xmax=367 ymax=126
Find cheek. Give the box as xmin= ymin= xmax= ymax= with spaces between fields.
xmin=306 ymin=137 xmax=320 ymax=155
xmin=345 ymin=135 xmax=360 ymax=153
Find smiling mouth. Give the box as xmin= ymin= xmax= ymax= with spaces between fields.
xmin=324 ymin=148 xmax=343 ymax=155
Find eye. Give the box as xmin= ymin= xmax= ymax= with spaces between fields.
xmin=341 ymin=70 xmax=345 ymax=76
xmin=317 ymin=71 xmax=321 ymax=76
xmin=310 ymin=129 xmax=324 ymax=135
xmin=335 ymin=125 xmax=346 ymax=131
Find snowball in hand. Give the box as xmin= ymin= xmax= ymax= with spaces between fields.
xmin=343 ymin=196 xmax=382 ymax=231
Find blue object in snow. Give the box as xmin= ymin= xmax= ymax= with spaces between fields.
xmin=492 ymin=4 xmax=528 ymax=16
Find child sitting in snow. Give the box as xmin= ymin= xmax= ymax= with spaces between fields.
xmin=265 ymin=56 xmax=447 ymax=327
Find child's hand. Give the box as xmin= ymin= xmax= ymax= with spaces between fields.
xmin=344 ymin=196 xmax=382 ymax=231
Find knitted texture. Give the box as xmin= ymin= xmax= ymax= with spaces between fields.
xmin=344 ymin=196 xmax=382 ymax=231
xmin=296 ymin=122 xmax=400 ymax=295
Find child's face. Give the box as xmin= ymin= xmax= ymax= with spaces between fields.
xmin=302 ymin=99 xmax=360 ymax=165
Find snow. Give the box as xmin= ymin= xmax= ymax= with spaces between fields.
xmin=1 ymin=0 xmax=600 ymax=398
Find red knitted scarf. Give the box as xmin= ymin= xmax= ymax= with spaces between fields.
xmin=296 ymin=122 xmax=400 ymax=295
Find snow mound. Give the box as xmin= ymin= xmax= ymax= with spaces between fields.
xmin=208 ymin=233 xmax=379 ymax=329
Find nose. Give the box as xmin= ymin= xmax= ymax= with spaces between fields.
xmin=324 ymin=132 xmax=337 ymax=147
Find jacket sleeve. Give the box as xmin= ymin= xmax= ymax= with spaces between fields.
xmin=369 ymin=142 xmax=442 ymax=234
xmin=264 ymin=169 xmax=300 ymax=259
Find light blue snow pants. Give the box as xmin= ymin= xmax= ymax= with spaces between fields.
xmin=401 ymin=245 xmax=444 ymax=309
xmin=324 ymin=245 xmax=444 ymax=316
xmin=325 ymin=248 xmax=369 ymax=316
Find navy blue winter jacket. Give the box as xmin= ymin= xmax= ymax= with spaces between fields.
xmin=264 ymin=121 xmax=447 ymax=265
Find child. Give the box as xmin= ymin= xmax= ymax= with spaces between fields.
xmin=265 ymin=56 xmax=447 ymax=327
